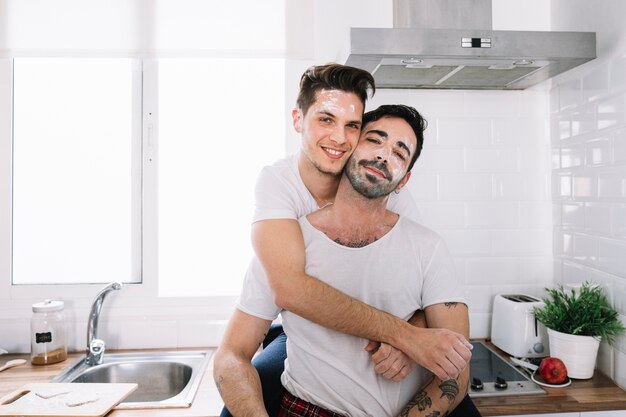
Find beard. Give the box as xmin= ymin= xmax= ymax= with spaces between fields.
xmin=345 ymin=158 xmax=400 ymax=199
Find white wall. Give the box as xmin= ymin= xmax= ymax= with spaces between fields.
xmin=492 ymin=0 xmax=550 ymax=31
xmin=549 ymin=0 xmax=626 ymax=390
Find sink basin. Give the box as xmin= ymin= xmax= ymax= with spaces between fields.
xmin=52 ymin=350 xmax=212 ymax=409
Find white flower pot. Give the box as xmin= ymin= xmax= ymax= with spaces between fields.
xmin=547 ymin=328 xmax=601 ymax=379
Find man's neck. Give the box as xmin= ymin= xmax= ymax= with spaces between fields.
xmin=332 ymin=176 xmax=391 ymax=223
xmin=298 ymin=153 xmax=341 ymax=208
xmin=307 ymin=176 xmax=397 ymax=247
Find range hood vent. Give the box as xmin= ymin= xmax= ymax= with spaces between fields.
xmin=345 ymin=0 xmax=596 ymax=90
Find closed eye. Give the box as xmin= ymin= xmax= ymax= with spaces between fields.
xmin=394 ymin=151 xmax=406 ymax=161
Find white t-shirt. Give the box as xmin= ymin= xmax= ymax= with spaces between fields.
xmin=237 ymin=216 xmax=465 ymax=417
xmin=253 ymin=153 xmax=422 ymax=223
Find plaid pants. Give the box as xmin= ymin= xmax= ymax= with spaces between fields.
xmin=278 ymin=390 xmax=346 ymax=417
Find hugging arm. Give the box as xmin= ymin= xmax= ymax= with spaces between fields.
xmin=252 ymin=219 xmax=470 ymax=380
xmin=365 ymin=310 xmax=426 ymax=381
xmin=397 ymin=302 xmax=471 ymax=417
xmin=213 ymin=309 xmax=273 ymax=417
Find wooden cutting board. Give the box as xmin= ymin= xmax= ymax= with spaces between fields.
xmin=0 ymin=383 xmax=137 ymax=417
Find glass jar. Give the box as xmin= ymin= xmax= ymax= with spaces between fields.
xmin=30 ymin=299 xmax=67 ymax=365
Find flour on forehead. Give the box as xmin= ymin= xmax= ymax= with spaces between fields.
xmin=316 ymin=89 xmax=359 ymax=116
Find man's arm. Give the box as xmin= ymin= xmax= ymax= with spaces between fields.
xmin=398 ymin=302 xmax=471 ymax=417
xmin=365 ymin=310 xmax=425 ymax=381
xmin=252 ymin=219 xmax=471 ymax=380
xmin=213 ymin=309 xmax=273 ymax=417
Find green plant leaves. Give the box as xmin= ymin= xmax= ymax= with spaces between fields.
xmin=532 ymin=282 xmax=626 ymax=346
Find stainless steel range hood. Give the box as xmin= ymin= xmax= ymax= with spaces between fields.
xmin=344 ymin=0 xmax=596 ymax=90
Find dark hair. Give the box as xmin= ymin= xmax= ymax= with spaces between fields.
xmin=296 ymin=64 xmax=376 ymax=116
xmin=362 ymin=105 xmax=427 ymax=172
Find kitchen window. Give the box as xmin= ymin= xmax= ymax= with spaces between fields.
xmin=12 ymin=58 xmax=141 ymax=287
xmin=8 ymin=57 xmax=285 ymax=297
xmin=1 ymin=0 xmax=287 ymax=303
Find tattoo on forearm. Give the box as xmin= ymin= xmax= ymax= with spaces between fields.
xmin=400 ymin=390 xmax=432 ymax=416
xmin=425 ymin=412 xmax=441 ymax=417
xmin=439 ymin=379 xmax=460 ymax=403
xmin=444 ymin=302 xmax=458 ymax=309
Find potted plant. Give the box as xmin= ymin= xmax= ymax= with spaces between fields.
xmin=532 ymin=281 xmax=625 ymax=379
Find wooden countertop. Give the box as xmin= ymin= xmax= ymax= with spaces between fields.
xmin=2 ymin=347 xmax=626 ymax=417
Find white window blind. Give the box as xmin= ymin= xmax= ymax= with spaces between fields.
xmin=3 ymin=0 xmax=285 ymax=54
xmin=153 ymin=0 xmax=285 ymax=52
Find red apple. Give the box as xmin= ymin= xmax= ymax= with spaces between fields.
xmin=538 ymin=357 xmax=568 ymax=384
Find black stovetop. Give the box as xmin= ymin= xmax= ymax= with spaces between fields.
xmin=468 ymin=342 xmax=545 ymax=397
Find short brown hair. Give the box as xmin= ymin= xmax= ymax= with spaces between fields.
xmin=296 ymin=64 xmax=375 ymax=116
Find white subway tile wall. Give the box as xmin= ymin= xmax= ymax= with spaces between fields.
xmin=552 ymin=50 xmax=626 ymax=387
xmin=0 ymin=297 xmax=234 ymax=353
xmin=617 ymin=348 xmax=626 ymax=391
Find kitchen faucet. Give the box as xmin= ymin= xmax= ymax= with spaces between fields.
xmin=86 ymin=281 xmax=122 ymax=366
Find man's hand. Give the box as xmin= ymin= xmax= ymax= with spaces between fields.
xmin=401 ymin=326 xmax=472 ymax=380
xmin=365 ymin=341 xmax=415 ymax=382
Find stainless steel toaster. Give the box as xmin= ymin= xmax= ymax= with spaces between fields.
xmin=490 ymin=294 xmax=550 ymax=358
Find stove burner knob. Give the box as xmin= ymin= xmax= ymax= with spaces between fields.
xmin=495 ymin=376 xmax=508 ymax=390
xmin=470 ymin=377 xmax=484 ymax=391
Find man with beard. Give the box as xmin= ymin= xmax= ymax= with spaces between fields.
xmin=214 ymin=105 xmax=475 ymax=417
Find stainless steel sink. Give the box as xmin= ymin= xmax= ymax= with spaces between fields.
xmin=52 ymin=350 xmax=212 ymax=409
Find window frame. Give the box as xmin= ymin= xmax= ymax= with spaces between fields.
xmin=1 ymin=57 xmax=157 ymax=301
xmin=10 ymin=56 xmax=144 ymax=288
xmin=0 ymin=55 xmax=280 ymax=315
xmin=0 ymin=57 xmax=243 ymax=308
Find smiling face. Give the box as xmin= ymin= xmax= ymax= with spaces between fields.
xmin=293 ymin=89 xmax=364 ymax=176
xmin=345 ymin=116 xmax=417 ymax=199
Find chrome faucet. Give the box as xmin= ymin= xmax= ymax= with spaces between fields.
xmin=86 ymin=282 xmax=122 ymax=366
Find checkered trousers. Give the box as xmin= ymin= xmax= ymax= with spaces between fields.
xmin=278 ymin=389 xmax=346 ymax=417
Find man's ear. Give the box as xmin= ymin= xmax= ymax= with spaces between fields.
xmin=395 ymin=171 xmax=412 ymax=192
xmin=292 ymin=108 xmax=303 ymax=133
